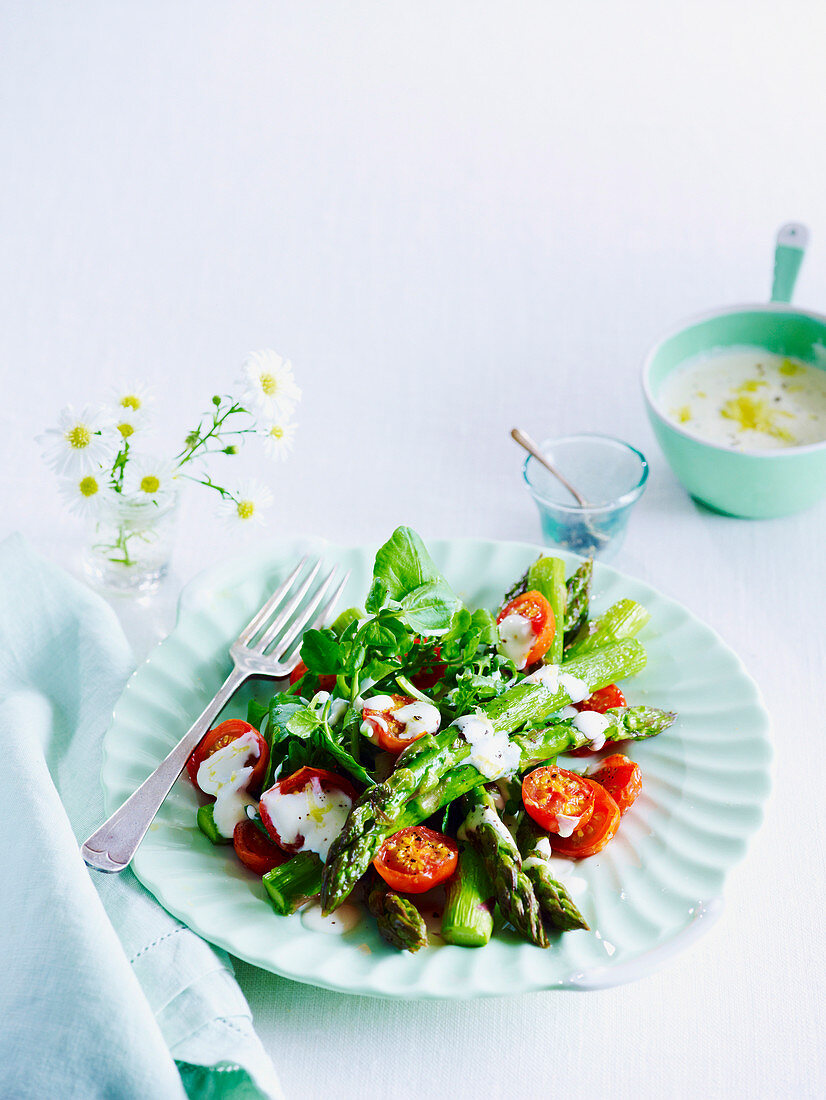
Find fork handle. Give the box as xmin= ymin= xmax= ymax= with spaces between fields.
xmin=81 ymin=666 xmax=248 ymax=873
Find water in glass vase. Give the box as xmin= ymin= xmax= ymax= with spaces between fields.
xmin=83 ymin=492 xmax=178 ymax=593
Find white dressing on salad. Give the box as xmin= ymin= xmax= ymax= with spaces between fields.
xmin=311 ymin=690 xmax=349 ymax=728
xmin=558 ymin=672 xmax=590 ymax=704
xmin=455 ymin=713 xmax=520 ymax=781
xmin=391 ymin=702 xmax=441 ymax=741
xmin=259 ymin=781 xmax=353 ymax=861
xmin=300 ymin=900 xmax=362 ymax=935
xmin=572 ymin=709 xmax=611 ymax=750
xmin=523 ymin=663 xmax=561 ymax=693
xmin=361 ymin=694 xmax=395 ymax=711
xmin=457 ymin=803 xmax=514 ymax=847
xmin=497 ymin=613 xmax=535 ymax=670
xmin=327 ymin=697 xmax=349 ymax=727
xmin=558 ymin=705 xmax=579 ymax=720
xmin=196 ymin=731 xmax=261 ymax=839
xmin=554 ymin=812 xmax=582 ymax=838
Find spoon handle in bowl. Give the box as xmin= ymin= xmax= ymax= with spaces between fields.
xmin=771 ymin=222 xmax=809 ymax=304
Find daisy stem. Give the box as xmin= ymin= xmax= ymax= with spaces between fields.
xmin=174 ymin=400 xmax=251 ymax=467
xmin=177 ymin=472 xmax=237 ymax=502
xmin=111 ymin=439 xmax=130 ymax=492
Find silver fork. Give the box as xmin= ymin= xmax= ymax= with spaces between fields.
xmin=81 ymin=556 xmax=349 ymax=874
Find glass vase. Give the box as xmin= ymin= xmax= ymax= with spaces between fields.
xmin=83 ymin=492 xmax=178 ymax=593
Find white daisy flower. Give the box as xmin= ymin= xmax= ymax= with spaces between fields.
xmin=238 ymin=350 xmax=301 ymax=419
xmin=123 ymin=457 xmax=177 ymax=503
xmin=109 ymin=381 xmax=152 ymax=441
xmin=220 ymin=478 xmax=273 ymax=526
xmin=39 ymin=405 xmax=118 ymax=476
xmin=260 ymin=418 xmax=297 ymax=461
xmin=59 ymin=471 xmax=112 ymax=520
xmin=110 ymin=381 xmax=152 ymax=417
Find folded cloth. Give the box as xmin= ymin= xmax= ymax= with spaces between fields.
xmin=0 ymin=535 xmax=283 ymax=1100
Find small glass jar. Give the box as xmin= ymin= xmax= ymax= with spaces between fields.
xmin=523 ymin=434 xmax=648 ymax=558
xmin=83 ymin=491 xmax=178 ymax=593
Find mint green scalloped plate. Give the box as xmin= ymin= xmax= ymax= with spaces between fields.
xmin=101 ymin=538 xmax=772 ymax=997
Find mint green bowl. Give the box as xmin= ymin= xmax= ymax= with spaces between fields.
xmin=642 ymin=224 xmax=826 ymax=518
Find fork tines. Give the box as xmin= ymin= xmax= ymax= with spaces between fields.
xmin=238 ymin=556 xmax=349 ymax=669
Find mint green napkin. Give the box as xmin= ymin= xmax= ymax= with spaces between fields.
xmin=0 ymin=535 xmax=282 ymax=1100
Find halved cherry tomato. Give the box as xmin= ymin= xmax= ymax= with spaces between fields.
xmin=361 ymin=693 xmax=438 ymax=754
xmin=550 ymin=778 xmax=621 ymax=858
xmin=575 ymin=684 xmax=627 ymax=714
xmin=233 ymin=819 xmax=289 ymax=875
xmin=289 ymin=660 xmax=336 ymax=693
xmin=589 ymin=753 xmax=642 ymax=815
xmin=521 ymin=765 xmax=596 ymax=835
xmin=186 ymin=719 xmax=269 ymax=795
xmin=373 ymin=825 xmax=458 ymax=894
xmin=259 ymin=766 xmax=358 ymax=853
xmin=496 ymin=591 xmax=555 ymax=667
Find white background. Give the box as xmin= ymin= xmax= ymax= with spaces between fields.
xmin=2 ymin=3 xmax=825 ymax=1098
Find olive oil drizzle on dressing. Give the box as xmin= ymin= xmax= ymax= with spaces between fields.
xmin=658 ymin=348 xmax=826 ymax=450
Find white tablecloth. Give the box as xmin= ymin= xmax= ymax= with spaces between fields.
xmin=2 ymin=3 xmax=823 ymax=1097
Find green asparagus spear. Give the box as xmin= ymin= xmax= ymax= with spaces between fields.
xmin=514 ymin=705 xmax=675 ymax=767
xmin=263 ymin=852 xmax=324 ymax=915
xmin=517 ymin=817 xmax=588 ymax=932
xmin=321 ymin=639 xmax=649 ymax=911
xmin=441 ymin=845 xmax=495 ymax=947
xmin=565 ymin=598 xmax=651 ymax=659
xmin=458 ymin=787 xmax=547 ymax=947
xmin=366 ymin=873 xmax=429 ymax=952
xmin=563 ymin=560 xmax=592 ymax=645
xmin=527 ymin=557 xmax=566 ymax=664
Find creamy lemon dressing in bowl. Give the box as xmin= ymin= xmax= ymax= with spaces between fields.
xmin=657 ymin=347 xmax=826 ymax=451
xmin=642 ymin=304 xmax=826 ymax=517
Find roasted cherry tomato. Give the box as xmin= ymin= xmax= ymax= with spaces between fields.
xmin=259 ymin=766 xmax=358 ymax=853
xmin=550 ymin=779 xmax=621 ymax=858
xmin=575 ymin=684 xmax=627 ymax=714
xmin=185 ymin=719 xmax=269 ymax=795
xmin=589 ymin=753 xmax=642 ymax=815
xmin=373 ymin=825 xmax=459 ymax=894
xmin=233 ymin=819 xmax=289 ymax=875
xmin=289 ymin=660 xmax=336 ymax=693
xmin=521 ymin=765 xmax=596 ymax=835
xmin=361 ymin=693 xmax=437 ymax=754
xmin=496 ymin=591 xmax=556 ymax=667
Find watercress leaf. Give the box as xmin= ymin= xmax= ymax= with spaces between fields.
xmin=285 ymin=707 xmax=322 ymax=738
xmin=246 ymin=698 xmax=269 ymax=730
xmin=358 ymin=613 xmax=409 ymax=653
xmin=365 ymin=526 xmax=445 ymax=612
xmin=318 ymin=733 xmax=375 ymax=787
xmin=268 ymin=694 xmax=307 ymax=736
xmin=470 ymin=608 xmax=498 ymax=647
xmin=361 ymin=658 xmax=400 ymax=685
xmin=300 ymin=629 xmax=341 ymax=674
xmin=330 ymin=607 xmax=364 ymax=637
xmin=399 ymin=578 xmax=462 ymax=634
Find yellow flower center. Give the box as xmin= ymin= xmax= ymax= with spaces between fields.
xmin=140 ymin=475 xmax=161 ymax=494
xmin=66 ymin=424 xmax=91 ymax=449
xmin=269 ymin=424 xmax=284 ymax=440
xmin=79 ymin=476 xmax=99 ymax=498
xmin=259 ymin=373 xmax=277 ymax=396
xmin=121 ymin=395 xmax=141 ymax=410
xmin=118 ymin=422 xmax=134 ymax=438
xmin=237 ymin=500 xmax=255 ymax=520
